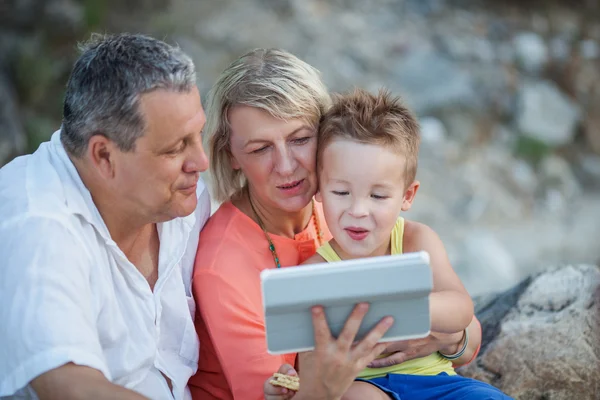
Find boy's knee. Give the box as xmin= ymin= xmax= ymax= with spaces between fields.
xmin=341 ymin=381 xmax=390 ymax=400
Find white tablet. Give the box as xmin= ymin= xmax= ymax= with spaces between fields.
xmin=261 ymin=251 xmax=432 ymax=354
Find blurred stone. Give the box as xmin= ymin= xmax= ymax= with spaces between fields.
xmin=513 ymin=32 xmax=548 ymax=74
xmin=459 ymin=265 xmax=600 ymax=400
xmin=517 ymin=80 xmax=581 ymax=146
xmin=538 ymin=154 xmax=581 ymax=208
xmin=549 ymin=36 xmax=572 ymax=62
xmin=580 ymin=39 xmax=599 ymax=60
xmin=0 ymin=74 xmax=26 ymax=166
xmin=420 ymin=117 xmax=446 ymax=144
xmin=43 ymin=0 xmax=84 ymax=35
xmin=458 ymin=230 xmax=519 ymax=295
xmin=583 ymin=95 xmax=600 ymax=155
xmin=390 ymin=50 xmax=478 ymax=114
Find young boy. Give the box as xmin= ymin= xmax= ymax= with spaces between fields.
xmin=299 ymin=89 xmax=509 ymax=400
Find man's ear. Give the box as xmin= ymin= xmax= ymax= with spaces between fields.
xmin=401 ymin=180 xmax=420 ymax=212
xmin=87 ymin=135 xmax=116 ymax=179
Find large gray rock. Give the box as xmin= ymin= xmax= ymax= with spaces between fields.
xmin=517 ymin=80 xmax=581 ymax=147
xmin=458 ymin=265 xmax=600 ymax=400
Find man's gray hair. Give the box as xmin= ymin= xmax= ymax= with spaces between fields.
xmin=61 ymin=33 xmax=196 ymax=157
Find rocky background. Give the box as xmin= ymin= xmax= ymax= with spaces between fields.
xmin=2 ymin=0 xmax=599 ymax=398
xmin=3 ymin=0 xmax=598 ymax=295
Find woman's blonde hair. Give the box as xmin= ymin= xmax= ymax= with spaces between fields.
xmin=205 ymin=48 xmax=331 ymax=202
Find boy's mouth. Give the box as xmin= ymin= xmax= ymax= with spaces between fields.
xmin=344 ymin=227 xmax=369 ymax=241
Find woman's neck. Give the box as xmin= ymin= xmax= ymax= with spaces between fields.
xmin=232 ymin=187 xmax=313 ymax=239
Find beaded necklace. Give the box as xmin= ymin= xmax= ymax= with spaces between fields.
xmin=247 ymin=188 xmax=324 ymax=268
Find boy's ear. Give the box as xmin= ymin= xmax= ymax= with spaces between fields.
xmin=401 ymin=180 xmax=420 ymax=212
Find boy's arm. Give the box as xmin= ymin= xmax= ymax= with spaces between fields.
xmin=404 ymin=221 xmax=474 ymax=333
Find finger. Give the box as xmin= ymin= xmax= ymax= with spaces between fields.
xmin=264 ymin=380 xmax=289 ymax=398
xmin=311 ymin=306 xmax=333 ymax=348
xmin=354 ymin=315 xmax=394 ymax=356
xmin=367 ymin=351 xmax=409 ymax=368
xmin=277 ymin=363 xmax=297 ymax=376
xmin=336 ymin=303 xmax=370 ymax=351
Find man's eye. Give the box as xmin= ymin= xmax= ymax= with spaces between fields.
xmin=332 ymin=191 xmax=349 ymax=196
xmin=167 ymin=142 xmax=185 ymax=154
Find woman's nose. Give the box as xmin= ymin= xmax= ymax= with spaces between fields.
xmin=273 ymin=147 xmax=296 ymax=176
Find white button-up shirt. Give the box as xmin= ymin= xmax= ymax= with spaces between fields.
xmin=0 ymin=131 xmax=210 ymax=399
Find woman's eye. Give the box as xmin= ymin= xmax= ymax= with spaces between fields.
xmin=251 ymin=146 xmax=269 ymax=154
xmin=292 ymin=137 xmax=311 ymax=145
xmin=332 ymin=190 xmax=349 ymax=196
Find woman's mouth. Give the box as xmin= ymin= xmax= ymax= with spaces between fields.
xmin=345 ymin=227 xmax=369 ymax=241
xmin=277 ymin=179 xmax=304 ymax=195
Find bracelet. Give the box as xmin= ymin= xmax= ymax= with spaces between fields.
xmin=439 ymin=328 xmax=469 ymax=360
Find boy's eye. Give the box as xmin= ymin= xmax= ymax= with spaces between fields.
xmin=371 ymin=194 xmax=388 ymax=200
xmin=332 ymin=190 xmax=349 ymax=196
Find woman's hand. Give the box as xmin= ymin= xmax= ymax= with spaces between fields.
xmin=264 ymin=364 xmax=298 ymax=400
xmin=367 ymin=316 xmax=481 ymax=368
xmin=293 ymin=303 xmax=393 ymax=400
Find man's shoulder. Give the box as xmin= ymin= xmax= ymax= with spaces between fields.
xmin=0 ymin=142 xmax=69 ymax=219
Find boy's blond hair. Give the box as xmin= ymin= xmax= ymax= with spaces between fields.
xmin=317 ymin=88 xmax=421 ymax=187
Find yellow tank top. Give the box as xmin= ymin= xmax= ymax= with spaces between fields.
xmin=316 ymin=217 xmax=456 ymax=378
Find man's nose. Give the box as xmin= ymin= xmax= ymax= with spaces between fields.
xmin=183 ymin=143 xmax=209 ymax=174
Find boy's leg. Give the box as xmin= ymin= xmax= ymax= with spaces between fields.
xmin=345 ymin=378 xmax=400 ymax=400
xmin=389 ymin=373 xmax=513 ymax=400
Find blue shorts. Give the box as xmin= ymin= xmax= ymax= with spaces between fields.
xmin=356 ymin=372 xmax=513 ymax=400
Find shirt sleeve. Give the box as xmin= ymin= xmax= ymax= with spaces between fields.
xmin=193 ymin=269 xmax=292 ymax=400
xmin=0 ymin=216 xmax=109 ymax=396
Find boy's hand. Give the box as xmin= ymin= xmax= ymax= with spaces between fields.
xmin=264 ymin=364 xmax=298 ymax=400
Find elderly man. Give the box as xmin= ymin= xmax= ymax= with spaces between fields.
xmin=0 ymin=34 xmax=210 ymax=399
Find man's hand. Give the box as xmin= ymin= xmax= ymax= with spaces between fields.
xmin=294 ymin=303 xmax=393 ymax=400
xmin=264 ymin=364 xmax=298 ymax=400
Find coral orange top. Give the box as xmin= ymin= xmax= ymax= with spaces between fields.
xmin=188 ymin=201 xmax=332 ymax=400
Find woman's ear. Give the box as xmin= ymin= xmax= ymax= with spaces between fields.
xmin=401 ymin=180 xmax=420 ymax=211
xmin=228 ymin=149 xmax=241 ymax=170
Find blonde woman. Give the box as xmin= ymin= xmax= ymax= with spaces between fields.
xmin=188 ymin=49 xmax=481 ymax=400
